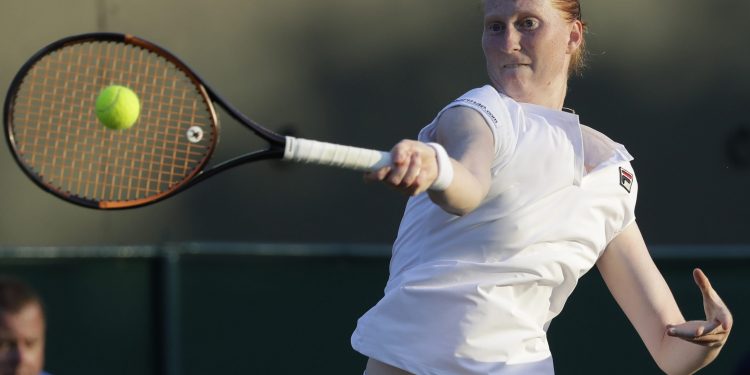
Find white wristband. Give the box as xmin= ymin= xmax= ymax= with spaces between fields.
xmin=427 ymin=142 xmax=454 ymax=191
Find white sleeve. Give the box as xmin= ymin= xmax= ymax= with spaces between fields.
xmin=417 ymin=86 xmax=516 ymax=170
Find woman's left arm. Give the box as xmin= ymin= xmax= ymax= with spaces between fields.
xmin=596 ymin=222 xmax=733 ymax=375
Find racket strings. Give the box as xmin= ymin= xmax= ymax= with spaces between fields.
xmin=9 ymin=40 xmax=216 ymax=204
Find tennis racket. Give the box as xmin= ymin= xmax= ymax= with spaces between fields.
xmin=3 ymin=33 xmax=391 ymax=209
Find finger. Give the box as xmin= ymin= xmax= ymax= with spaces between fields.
xmin=694 ymin=268 xmax=721 ymax=313
xmin=667 ymin=320 xmax=721 ymax=338
xmin=667 ymin=326 xmax=727 ymax=346
xmin=667 ymin=326 xmax=699 ymax=339
xmin=682 ymin=339 xmax=724 ymax=348
xmin=718 ymin=310 xmax=734 ymax=331
xmin=386 ymin=157 xmax=411 ymax=186
xmin=388 ymin=143 xmax=420 ymax=186
xmin=707 ymin=303 xmax=734 ymax=332
xmin=691 ymin=332 xmax=728 ymax=342
xmin=400 ymin=153 xmax=422 ymax=187
xmin=363 ymin=167 xmax=391 ymax=183
xmin=419 ymin=147 xmax=439 ymax=185
xmin=694 ymin=269 xmax=733 ymax=327
xmin=693 ymin=268 xmax=714 ymax=296
xmin=403 ymin=184 xmax=422 ymax=197
xmin=391 ymin=140 xmax=415 ymax=165
xmin=684 ymin=330 xmax=728 ymax=347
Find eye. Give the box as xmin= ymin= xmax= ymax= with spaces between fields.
xmin=24 ymin=338 xmax=39 ymax=348
xmin=518 ymin=18 xmax=540 ymax=30
xmin=487 ymin=22 xmax=505 ymax=33
xmin=0 ymin=340 xmax=13 ymax=352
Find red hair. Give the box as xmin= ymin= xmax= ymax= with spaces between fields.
xmin=552 ymin=0 xmax=587 ymax=76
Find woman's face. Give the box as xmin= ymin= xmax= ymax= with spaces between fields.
xmin=482 ymin=0 xmax=581 ymax=107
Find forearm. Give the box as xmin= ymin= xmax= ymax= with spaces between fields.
xmin=427 ymin=107 xmax=494 ymax=216
xmin=655 ymin=330 xmax=722 ymax=374
xmin=598 ymin=226 xmax=732 ymax=375
xmin=428 ymin=159 xmax=489 ymax=216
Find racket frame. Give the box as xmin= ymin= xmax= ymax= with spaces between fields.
xmin=4 ymin=32 xmax=287 ymax=209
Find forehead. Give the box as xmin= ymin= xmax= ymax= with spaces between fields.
xmin=484 ymin=0 xmax=554 ymax=16
xmin=0 ymin=304 xmax=45 ymax=339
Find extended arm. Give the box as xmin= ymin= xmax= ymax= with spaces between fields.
xmin=366 ymin=106 xmax=495 ymax=215
xmin=597 ymin=222 xmax=732 ymax=375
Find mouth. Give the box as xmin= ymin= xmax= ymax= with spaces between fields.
xmin=503 ymin=63 xmax=530 ymax=69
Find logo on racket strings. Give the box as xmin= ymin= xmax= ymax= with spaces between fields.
xmin=187 ymin=126 xmax=204 ymax=143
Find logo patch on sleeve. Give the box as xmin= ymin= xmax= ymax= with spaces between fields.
xmin=619 ymin=167 xmax=633 ymax=193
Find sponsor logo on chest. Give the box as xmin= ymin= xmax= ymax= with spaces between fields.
xmin=619 ymin=167 xmax=633 ymax=193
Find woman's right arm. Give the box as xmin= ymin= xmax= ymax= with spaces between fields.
xmin=365 ymin=106 xmax=495 ymax=215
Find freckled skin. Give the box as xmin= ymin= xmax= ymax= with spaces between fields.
xmin=482 ymin=0 xmax=582 ymax=109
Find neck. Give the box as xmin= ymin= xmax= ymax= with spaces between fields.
xmin=504 ymin=79 xmax=568 ymax=110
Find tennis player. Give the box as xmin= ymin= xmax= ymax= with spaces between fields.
xmin=353 ymin=0 xmax=733 ymax=374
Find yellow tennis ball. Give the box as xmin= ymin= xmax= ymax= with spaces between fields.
xmin=95 ymin=85 xmax=140 ymax=130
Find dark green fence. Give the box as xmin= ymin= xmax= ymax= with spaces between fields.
xmin=0 ymin=244 xmax=746 ymax=374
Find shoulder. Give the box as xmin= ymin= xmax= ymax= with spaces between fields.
xmin=450 ymin=85 xmax=512 ymax=127
xmin=418 ymin=85 xmax=517 ymax=159
xmin=433 ymin=106 xmax=495 ymax=148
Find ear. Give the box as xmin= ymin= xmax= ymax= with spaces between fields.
xmin=567 ymin=20 xmax=584 ymax=54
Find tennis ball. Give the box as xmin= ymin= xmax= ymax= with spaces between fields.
xmin=95 ymin=85 xmax=140 ymax=130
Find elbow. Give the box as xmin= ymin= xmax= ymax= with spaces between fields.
xmin=656 ymin=362 xmax=688 ymax=375
xmin=653 ymin=340 xmax=716 ymax=375
xmin=428 ymin=186 xmax=486 ymax=216
xmin=656 ymin=356 xmax=717 ymax=375
xmin=438 ymin=200 xmax=481 ymax=216
xmin=443 ymin=206 xmax=473 ymax=217
xmin=656 ymin=363 xmax=699 ymax=375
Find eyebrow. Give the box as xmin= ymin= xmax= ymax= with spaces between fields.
xmin=483 ymin=2 xmax=544 ymax=20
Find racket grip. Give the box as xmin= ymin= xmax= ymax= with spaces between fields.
xmin=283 ymin=136 xmax=392 ymax=172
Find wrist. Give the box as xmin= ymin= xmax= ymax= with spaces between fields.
xmin=427 ymin=142 xmax=454 ymax=191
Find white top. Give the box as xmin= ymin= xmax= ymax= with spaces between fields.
xmin=352 ymin=85 xmax=638 ymax=375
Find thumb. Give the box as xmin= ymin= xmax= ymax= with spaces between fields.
xmin=693 ymin=268 xmax=714 ymax=298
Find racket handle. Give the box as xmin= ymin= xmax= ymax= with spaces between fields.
xmin=283 ymin=136 xmax=391 ymax=172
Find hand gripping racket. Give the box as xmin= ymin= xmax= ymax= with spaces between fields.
xmin=3 ymin=33 xmax=391 ymax=209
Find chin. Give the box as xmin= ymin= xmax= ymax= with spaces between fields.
xmin=497 ymin=83 xmax=532 ymax=103
xmin=491 ymin=74 xmax=527 ymax=99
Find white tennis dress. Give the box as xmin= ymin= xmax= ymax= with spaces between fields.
xmin=351 ymin=85 xmax=638 ymax=375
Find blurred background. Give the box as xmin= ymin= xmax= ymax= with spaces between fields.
xmin=0 ymin=0 xmax=748 ymax=374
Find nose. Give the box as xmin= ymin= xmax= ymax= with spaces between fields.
xmin=499 ymin=27 xmax=522 ymax=53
